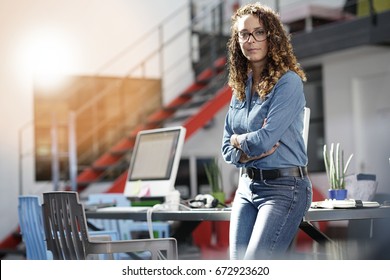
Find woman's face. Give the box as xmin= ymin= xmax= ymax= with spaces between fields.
xmin=236 ymin=14 xmax=268 ymax=68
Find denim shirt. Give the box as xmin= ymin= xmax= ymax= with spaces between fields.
xmin=221 ymin=70 xmax=308 ymax=169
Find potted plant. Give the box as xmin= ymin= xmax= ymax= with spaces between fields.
xmin=204 ymin=157 xmax=225 ymax=205
xmin=323 ymin=143 xmax=354 ymax=200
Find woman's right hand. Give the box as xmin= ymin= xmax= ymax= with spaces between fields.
xmin=239 ymin=142 xmax=280 ymax=163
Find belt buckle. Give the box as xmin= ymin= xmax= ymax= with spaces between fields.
xmin=298 ymin=166 xmax=306 ymax=178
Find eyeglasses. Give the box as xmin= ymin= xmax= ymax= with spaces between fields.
xmin=238 ymin=29 xmax=267 ymax=43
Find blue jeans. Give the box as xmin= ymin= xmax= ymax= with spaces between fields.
xmin=229 ymin=172 xmax=312 ymax=259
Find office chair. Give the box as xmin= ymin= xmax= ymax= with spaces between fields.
xmin=303 ymin=107 xmax=310 ymax=151
xmin=17 ymin=195 xmax=49 ymax=260
xmin=18 ymin=195 xmax=120 ymax=260
xmin=41 ymin=191 xmax=178 ymax=260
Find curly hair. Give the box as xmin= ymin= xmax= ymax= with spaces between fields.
xmin=227 ymin=2 xmax=306 ymax=101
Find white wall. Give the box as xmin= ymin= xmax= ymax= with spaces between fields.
xmin=309 ymin=46 xmax=390 ymax=196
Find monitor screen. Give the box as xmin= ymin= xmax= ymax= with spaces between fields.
xmin=129 ymin=129 xmax=181 ymax=181
xmin=124 ymin=126 xmax=186 ymax=199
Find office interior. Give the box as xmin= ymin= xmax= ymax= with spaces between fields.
xmin=1 ymin=0 xmax=390 ymax=260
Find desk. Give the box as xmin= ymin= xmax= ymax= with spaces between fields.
xmin=86 ymin=206 xmax=390 ymax=245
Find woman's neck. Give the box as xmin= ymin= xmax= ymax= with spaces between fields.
xmin=251 ymin=61 xmax=266 ymax=86
xmin=251 ymin=68 xmax=264 ymax=95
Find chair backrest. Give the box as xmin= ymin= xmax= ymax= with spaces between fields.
xmin=18 ymin=195 xmax=48 ymax=260
xmin=42 ymin=191 xmax=91 ymax=260
xmin=42 ymin=191 xmax=178 ymax=260
xmin=303 ymin=107 xmax=310 ymax=151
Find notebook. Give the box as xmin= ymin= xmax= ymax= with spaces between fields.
xmin=311 ymin=199 xmax=380 ymax=209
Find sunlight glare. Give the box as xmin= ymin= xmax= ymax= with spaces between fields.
xmin=22 ymin=28 xmax=77 ymax=90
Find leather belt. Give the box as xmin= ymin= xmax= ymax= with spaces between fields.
xmin=242 ymin=166 xmax=307 ymax=180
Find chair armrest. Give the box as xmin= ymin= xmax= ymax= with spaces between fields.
xmin=86 ymin=238 xmax=178 ymax=260
xmin=89 ymin=235 xmax=112 ymax=241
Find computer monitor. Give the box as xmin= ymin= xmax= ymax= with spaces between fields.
xmin=123 ymin=126 xmax=186 ymax=201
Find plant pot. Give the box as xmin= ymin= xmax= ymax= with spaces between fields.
xmin=328 ymin=189 xmax=348 ymax=200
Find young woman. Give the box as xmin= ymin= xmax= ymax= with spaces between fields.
xmin=221 ymin=3 xmax=312 ymax=259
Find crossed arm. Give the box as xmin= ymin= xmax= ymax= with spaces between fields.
xmin=230 ymin=119 xmax=279 ymax=163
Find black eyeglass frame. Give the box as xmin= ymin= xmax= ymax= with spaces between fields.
xmin=237 ymin=29 xmax=268 ymax=43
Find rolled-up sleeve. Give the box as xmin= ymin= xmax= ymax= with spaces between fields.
xmin=221 ymin=100 xmax=246 ymax=168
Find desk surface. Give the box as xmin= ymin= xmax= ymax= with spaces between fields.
xmin=86 ymin=206 xmax=390 ymax=222
xmin=86 ymin=205 xmax=390 ymax=245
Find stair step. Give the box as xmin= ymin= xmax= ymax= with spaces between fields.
xmin=93 ymin=154 xmax=122 ymax=169
xmin=164 ymin=96 xmax=211 ymax=124
xmin=77 ymin=168 xmax=103 ymax=183
xmin=110 ymin=137 xmax=135 ymax=155
xmin=145 ymin=109 xmax=176 ymax=126
xmin=166 ymin=114 xmax=193 ymax=124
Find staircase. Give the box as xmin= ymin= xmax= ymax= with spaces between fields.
xmin=77 ymin=56 xmax=232 ymax=193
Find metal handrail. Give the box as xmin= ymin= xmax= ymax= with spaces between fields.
xmin=95 ymin=3 xmax=189 ymax=76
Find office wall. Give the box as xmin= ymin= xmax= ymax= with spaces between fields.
xmin=322 ymin=46 xmax=390 ymax=195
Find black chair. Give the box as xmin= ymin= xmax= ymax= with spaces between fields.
xmin=41 ymin=191 xmax=178 ymax=260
